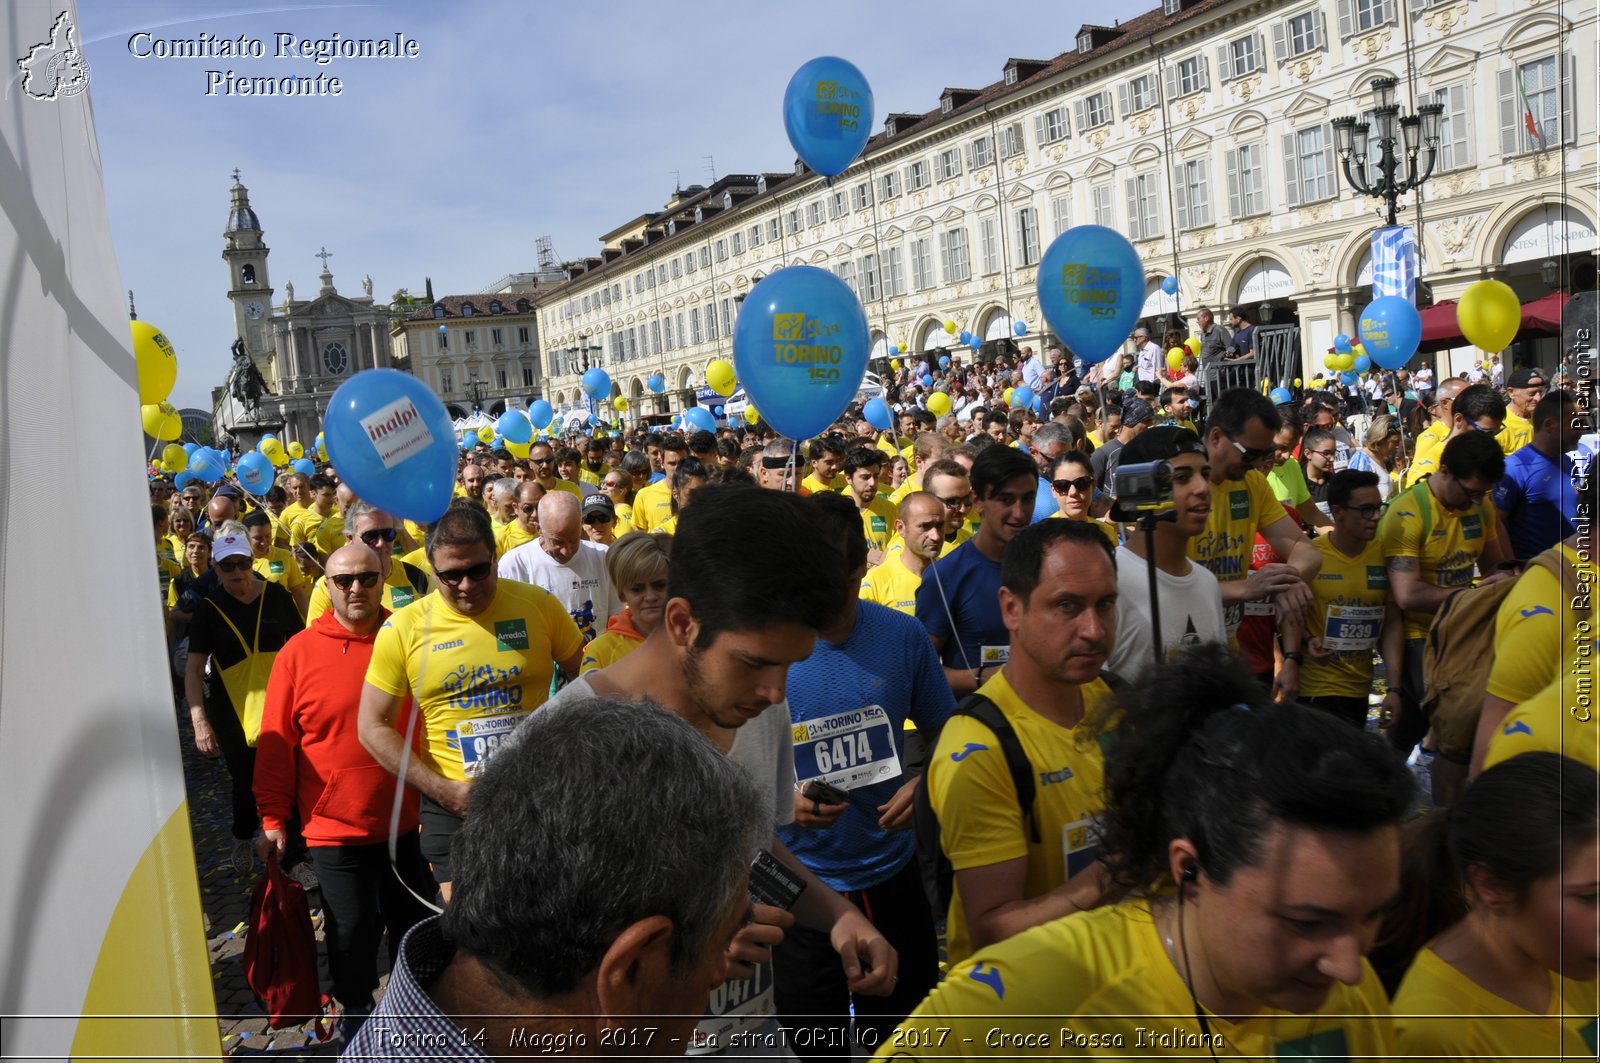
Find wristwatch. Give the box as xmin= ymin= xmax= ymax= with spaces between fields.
xmin=1281 ymin=650 xmax=1303 ymax=664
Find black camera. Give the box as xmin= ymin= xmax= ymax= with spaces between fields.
xmin=1109 ymin=460 xmax=1174 ymax=522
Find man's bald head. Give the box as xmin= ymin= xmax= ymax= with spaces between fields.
xmin=324 ymin=542 xmax=384 ymax=629
xmin=206 ymin=495 xmax=236 ymax=525
xmin=514 ymin=480 xmax=547 ymax=532
xmin=538 ymin=491 xmax=583 ymax=565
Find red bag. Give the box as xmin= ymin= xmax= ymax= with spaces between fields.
xmin=243 ymin=859 xmax=330 ymax=1038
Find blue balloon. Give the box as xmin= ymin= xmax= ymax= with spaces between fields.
xmin=1358 ymin=296 xmax=1423 ymax=371
xmin=959 ymin=331 xmax=972 ymax=344
xmin=528 ymin=399 xmax=554 ymax=430
xmin=1340 ymin=370 xmax=1361 ymax=386
xmin=1334 ymin=333 xmax=1353 ymax=354
xmin=969 ymin=337 xmax=981 ymax=351
xmin=1161 ymin=276 xmax=1179 ymax=296
xmin=1011 ymin=386 xmax=1034 ymax=408
xmin=733 ymin=266 xmax=869 ymax=441
xmin=290 ymin=457 xmax=316 ymax=478
xmin=1013 ymin=320 xmax=1028 ymax=337
xmin=647 ymin=373 xmax=666 ymax=394
xmin=1036 ymin=225 xmax=1144 ymax=365
xmin=782 ymin=56 xmax=874 ymax=178
xmin=888 ymin=344 xmax=899 ymax=356
xmin=182 ymin=441 xmax=201 ymax=457
xmin=236 ymin=451 xmax=274 ymax=495
xmin=188 ymin=449 xmax=223 ymax=483
xmin=1269 ymin=387 xmax=1294 ymax=405
xmin=921 ymin=374 xmax=934 ymax=388
xmin=582 ymin=367 xmax=612 ymax=400
xmin=1031 ymin=477 xmax=1059 ymax=522
xmin=587 ymin=415 xmax=602 ymax=428
xmin=459 ymin=433 xmax=474 ymax=452
xmin=862 ymin=397 xmax=893 ymax=431
xmin=938 ymin=355 xmax=951 ymax=369
xmin=683 ymin=406 xmax=717 ymax=433
xmin=324 ymin=368 xmax=458 ymax=524
xmin=173 ymin=470 xmax=196 ymax=492
xmin=497 ymin=410 xmax=532 ymax=444
xmin=1353 ymin=354 xmax=1372 ymax=375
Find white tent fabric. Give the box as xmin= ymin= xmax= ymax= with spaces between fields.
xmin=1 ymin=2 xmax=217 ymax=1056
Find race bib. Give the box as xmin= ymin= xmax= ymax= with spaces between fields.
xmin=1062 ymin=815 xmax=1104 ymax=879
xmin=455 ymin=710 xmax=530 ymax=778
xmin=1324 ymin=604 xmax=1383 ymax=653
xmin=693 ymin=962 xmax=773 ymax=1055
xmin=980 ymin=644 xmax=1011 ymax=666
xmin=1222 ymin=601 xmax=1244 ymax=635
xmin=1243 ymin=598 xmax=1276 ymax=617
xmin=791 ymin=705 xmax=902 ymax=792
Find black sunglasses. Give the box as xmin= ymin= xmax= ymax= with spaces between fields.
xmin=215 ymin=557 xmax=252 ymax=573
xmin=584 ymin=513 xmax=614 ymax=525
xmin=1053 ymin=476 xmax=1094 ymax=494
xmin=359 ymin=527 xmax=397 ymax=546
xmin=329 ymin=570 xmax=382 ymax=590
xmin=435 ymin=561 xmax=493 ymax=586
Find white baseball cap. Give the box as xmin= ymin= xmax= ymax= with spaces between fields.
xmin=212 ymin=533 xmax=252 ymax=562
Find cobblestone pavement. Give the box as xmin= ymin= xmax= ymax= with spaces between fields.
xmin=177 ymin=703 xmax=388 ymax=1058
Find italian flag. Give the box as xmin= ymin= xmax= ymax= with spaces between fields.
xmin=1517 ymin=70 xmax=1545 ymax=144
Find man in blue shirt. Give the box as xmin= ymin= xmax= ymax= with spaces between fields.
xmin=1494 ymin=389 xmax=1582 ymax=559
xmin=776 ymin=494 xmax=956 ymax=1060
xmin=915 ymin=447 xmax=1038 ymax=696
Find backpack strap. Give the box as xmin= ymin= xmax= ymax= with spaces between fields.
xmin=954 ymin=693 xmax=1040 ymax=845
xmin=401 ymin=560 xmax=429 ymax=593
xmin=1398 ymin=480 xmax=1435 ymax=545
xmin=1530 ymin=545 xmax=1590 ymax=621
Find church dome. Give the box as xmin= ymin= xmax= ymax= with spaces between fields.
xmin=226 ymin=176 xmax=261 ymax=233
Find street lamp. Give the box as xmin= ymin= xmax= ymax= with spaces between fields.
xmin=1331 ymin=76 xmax=1445 ymax=227
xmin=464 ymin=376 xmax=489 ymax=410
xmin=1540 ymin=258 xmax=1563 ymax=291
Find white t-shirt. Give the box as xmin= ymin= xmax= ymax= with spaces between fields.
xmin=497 ymin=540 xmax=618 ymax=645
xmin=1107 ymin=545 xmax=1227 ymax=681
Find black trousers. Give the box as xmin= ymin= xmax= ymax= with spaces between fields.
xmin=307 ymin=833 xmax=438 ymax=1008
xmin=1386 ymin=638 xmax=1430 ymax=756
xmin=1300 ymin=694 xmax=1370 ymax=729
xmin=773 ymin=857 xmax=940 ymax=1062
xmin=203 ymin=694 xmax=259 ymax=841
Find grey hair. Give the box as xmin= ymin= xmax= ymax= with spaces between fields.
xmin=490 ymin=477 xmax=518 ymax=504
xmin=343 ymin=499 xmax=390 ymax=532
xmin=215 ymin=519 xmax=249 ymax=539
xmin=445 ymin=697 xmax=767 ymax=996
xmin=1031 ymin=421 xmax=1073 ymax=450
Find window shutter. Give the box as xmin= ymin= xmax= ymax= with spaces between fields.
xmin=1200 ymin=54 xmax=1211 ymax=92
xmin=1381 ymin=0 xmax=1398 ymax=26
xmin=1453 ymin=85 xmax=1475 ymax=168
xmin=1322 ymin=123 xmax=1337 ymax=200
xmin=1273 ymin=21 xmax=1287 ymax=61
xmin=1315 ymin=11 xmax=1329 ymax=49
xmin=1217 ymin=44 xmax=1233 ymax=82
xmin=1153 ymin=181 xmax=1165 ymax=236
xmin=1226 ymin=148 xmax=1242 ymax=219
xmin=1174 ymin=164 xmax=1191 ymax=229
xmin=1034 ymin=112 xmax=1046 ymax=146
xmin=1336 ymin=0 xmax=1354 ymax=38
xmin=1193 ymin=162 xmax=1209 ymax=225
xmin=1164 ymin=63 xmax=1179 ymax=100
xmin=1253 ymin=34 xmax=1266 ymax=73
xmin=1497 ymin=68 xmax=1519 ymax=156
xmin=1074 ymin=99 xmax=1086 ymax=132
xmin=1118 ymin=81 xmax=1130 ymax=114
xmin=1562 ymin=52 xmax=1577 ymax=146
xmin=1283 ymin=133 xmax=1302 ymax=208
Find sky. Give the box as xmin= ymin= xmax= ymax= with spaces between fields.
xmin=70 ymin=0 xmax=1153 ymax=411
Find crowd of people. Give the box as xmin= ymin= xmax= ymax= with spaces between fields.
xmin=149 ymin=319 xmax=1594 ymax=1059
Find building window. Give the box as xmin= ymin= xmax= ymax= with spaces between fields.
xmin=663 ymin=315 xmax=675 ymax=350
xmin=939 ymin=228 xmax=971 ymax=283
xmin=1168 ymin=55 xmax=1210 ymax=98
xmin=1125 ymin=174 xmax=1165 ymax=240
xmin=437 ymin=331 xmax=448 ymax=351
xmin=1339 ymin=0 xmax=1395 ymax=36
xmin=859 ymin=253 xmax=881 ymax=301
xmin=999 ymin=121 xmax=1026 ymax=160
xmin=1275 ymin=9 xmax=1326 ymax=59
xmin=906 ymin=159 xmax=931 ymax=191
xmin=461 ymin=302 xmax=475 ymax=316
xmin=731 ymin=231 xmax=744 ymax=255
xmin=720 ymin=299 xmax=734 ymax=337
xmin=935 ymin=147 xmax=963 ymax=181
xmin=852 ymin=181 xmax=874 ymax=212
xmin=829 ymin=190 xmax=848 ymax=219
xmin=978 ymin=216 xmax=1001 ymax=275
xmin=1121 ymin=75 xmax=1157 ymax=115
xmin=879 ymin=170 xmax=902 ymax=200
xmin=523 ymin=365 xmax=534 ymax=387
xmin=1283 ymin=124 xmax=1335 ymax=205
xmin=241 ymin=264 xmax=256 ymax=284
xmin=1051 ymin=193 xmax=1072 ymax=237
xmin=650 ymin=320 xmax=662 ymax=354
xmin=786 ymin=209 xmax=802 ymax=235
xmin=1226 ymin=141 xmax=1269 ymax=217
xmin=911 ymin=237 xmax=935 ymax=290
xmin=322 ymin=341 xmax=348 ymax=375
xmin=658 ymin=264 xmax=669 ymax=285
xmin=441 ymin=370 xmax=453 ymax=393
xmin=690 ymin=308 xmax=703 ymax=345
xmin=601 ymin=287 xmax=611 ymax=306
xmin=1220 ymin=34 xmax=1265 ymax=80
xmin=491 ymin=328 xmax=503 ymax=347
xmin=1175 ymin=159 xmax=1212 ymax=228
xmin=835 ymin=260 xmax=856 ymax=294
xmin=685 ymin=251 xmax=697 ymax=274
xmin=1077 ymin=30 xmax=1094 ymax=53
xmin=749 ymin=223 xmax=763 ymax=247
xmin=1501 ymin=56 xmax=1566 ymax=155
xmin=432 ymin=305 xmax=445 ymax=318
xmin=464 ymin=330 xmax=476 ymax=347
xmin=967 ymin=136 xmax=996 ymax=173
xmin=806 ymin=201 xmax=824 ymax=227
xmin=768 ymin=218 xmax=782 ymax=242
xmin=671 ymin=259 xmax=682 ymax=280
xmin=1092 ymin=183 xmax=1115 ymax=228
xmin=1035 ymin=105 xmax=1070 ymax=145
xmin=714 ymin=239 xmax=728 ymax=262
xmin=518 ymin=326 xmax=530 ymax=344
xmin=1077 ymin=91 xmax=1113 ymax=131
xmin=1163 ymin=0 xmax=1181 ymax=13
xmin=706 ymin=304 xmax=720 ymax=341
xmin=497 ymin=368 xmax=508 ymax=389
xmin=1432 ymin=84 xmax=1472 ymax=171
xmin=884 ymin=247 xmax=906 ymax=296
xmin=1015 ymin=207 xmax=1040 ymax=266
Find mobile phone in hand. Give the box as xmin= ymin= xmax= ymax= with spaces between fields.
xmin=802 ymin=779 xmax=849 ymax=805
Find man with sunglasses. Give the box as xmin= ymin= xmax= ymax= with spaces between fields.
xmin=1380 ymin=430 xmax=1512 ymax=759
xmin=254 ymin=542 xmax=436 ymax=1036
xmin=1194 ymin=389 xmax=1321 ymax=641
xmin=495 ymin=481 xmax=547 ymax=556
xmin=360 ymin=504 xmax=584 ymax=900
xmin=1403 ymin=383 xmax=1507 ymax=489
xmin=305 ymin=501 xmax=430 ymax=622
xmin=1296 ymin=470 xmax=1404 ymax=730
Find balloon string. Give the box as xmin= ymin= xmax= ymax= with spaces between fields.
xmin=390 ymin=594 xmax=444 ymax=916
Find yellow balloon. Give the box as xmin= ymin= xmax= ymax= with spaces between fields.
xmin=927 ymin=392 xmax=952 ymax=417
xmin=744 ymin=406 xmax=761 ymax=425
xmin=477 ymin=425 xmax=495 ymax=444
xmin=506 ymin=438 xmax=532 ymax=459
xmin=287 ymin=441 xmax=304 ymax=459
xmin=161 ymin=443 xmax=188 ymax=471
xmin=131 ymin=320 xmax=177 ymax=405
xmin=141 ymin=402 xmax=182 ymax=441
xmin=890 ymin=358 xmax=902 ymax=371
xmin=1166 ymin=348 xmax=1185 ymax=372
xmin=1002 ymin=387 xmax=1015 ymax=406
xmin=1457 ymin=279 xmax=1521 ymax=353
xmin=613 ymin=396 xmax=629 ymax=412
xmin=706 ymin=358 xmax=737 ymax=397
xmin=944 ymin=320 xmax=958 ymax=334
xmin=1293 ymin=378 xmax=1303 ymax=388
xmin=1184 ymin=337 xmax=1201 ymax=356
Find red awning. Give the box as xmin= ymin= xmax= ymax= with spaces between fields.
xmin=1417 ymin=299 xmax=1463 ymax=346
xmin=1521 ymin=290 xmax=1570 ymax=334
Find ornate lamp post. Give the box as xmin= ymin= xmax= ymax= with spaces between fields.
xmin=1331 ymin=76 xmax=1445 ymax=227
xmin=464 ymin=376 xmax=489 ymax=411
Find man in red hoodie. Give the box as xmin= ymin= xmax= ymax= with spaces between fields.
xmin=253 ymin=542 xmax=437 ymax=1034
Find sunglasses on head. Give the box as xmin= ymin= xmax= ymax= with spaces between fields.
xmin=359 ymin=527 xmax=397 ymax=546
xmin=435 ymin=560 xmax=493 ymax=586
xmin=215 ymin=557 xmax=252 ymax=573
xmin=1053 ymin=476 xmax=1094 ymax=494
xmin=329 ymin=570 xmax=382 ymax=590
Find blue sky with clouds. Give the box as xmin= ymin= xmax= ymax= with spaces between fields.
xmin=75 ymin=0 xmax=1149 ymax=409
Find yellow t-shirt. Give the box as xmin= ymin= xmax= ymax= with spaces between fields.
xmin=874 ymin=437 xmax=900 ymax=464
xmin=877 ymin=901 xmax=1396 ymax=1060
xmin=495 ymin=521 xmax=538 ymax=557
xmin=291 ymin=508 xmax=344 ymax=553
xmin=399 ymin=545 xmax=430 ymax=574
xmin=156 ymin=549 xmax=181 ymax=608
xmin=279 ymin=501 xmax=307 ymax=533
xmin=306 ymin=561 xmax=428 ymax=623
xmin=611 ymin=500 xmax=633 ymax=527
xmin=578 ymin=465 xmax=607 ymax=487
xmin=1485 ymin=545 xmax=1588 ymax=704
xmin=928 ymin=669 xmax=1117 ymax=966
xmin=887 ymin=473 xmax=924 ymax=506
xmin=654 ymin=513 xmax=680 ymax=536
xmin=547 ymin=477 xmax=584 ymax=500
xmin=1086 ymin=429 xmax=1104 ymax=449
xmin=579 ymin=629 xmax=644 ymax=674
xmin=1049 ymin=514 xmax=1121 ymax=550
xmin=1483 ymin=669 xmax=1600 ymax=773
xmin=253 ymin=547 xmax=308 ymax=594
xmin=1378 ymin=481 xmax=1498 ymax=640
xmin=859 ymin=496 xmax=899 ymax=553
xmin=899 ymin=442 xmax=917 ymax=473
xmin=630 ymin=479 xmax=673 ymax=533
xmin=1394 ymin=941 xmax=1598 ymax=1060
xmin=859 ymin=553 xmax=925 ymax=615
xmin=364 ymin=582 xmax=584 ymax=783
xmin=1497 ymin=411 xmax=1534 ymax=457
xmin=1189 ymin=470 xmax=1287 ymax=635
xmin=1404 ymin=433 xmax=1446 ymax=490
xmin=1300 ymin=536 xmax=1391 ymax=698
xmin=801 ymin=471 xmax=843 ymax=496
